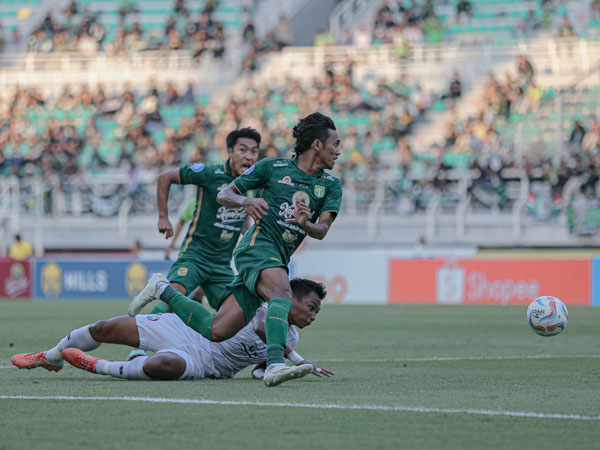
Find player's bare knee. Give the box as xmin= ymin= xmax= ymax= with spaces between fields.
xmin=89 ymin=320 xmax=111 ymax=340
xmin=210 ymin=327 xmax=229 ymax=342
xmin=143 ymin=353 xmax=186 ymax=380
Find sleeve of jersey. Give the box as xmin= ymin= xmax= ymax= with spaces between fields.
xmin=319 ymin=178 xmax=343 ymax=217
xmin=232 ymin=159 xmax=271 ymax=194
xmin=179 ymin=164 xmax=210 ymax=186
xmin=286 ymin=325 xmax=299 ymax=349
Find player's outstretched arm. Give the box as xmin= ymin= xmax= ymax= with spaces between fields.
xmin=157 ymin=168 xmax=182 ymax=238
xmin=217 ymin=183 xmax=269 ymax=221
xmin=295 ymin=202 xmax=337 ymax=241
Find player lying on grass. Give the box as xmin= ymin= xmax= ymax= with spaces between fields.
xmin=11 ymin=279 xmax=333 ymax=383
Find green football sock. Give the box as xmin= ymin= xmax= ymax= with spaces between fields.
xmin=161 ymin=286 xmax=214 ymax=340
xmin=148 ymin=301 xmax=171 ymax=315
xmin=265 ymin=297 xmax=293 ymax=366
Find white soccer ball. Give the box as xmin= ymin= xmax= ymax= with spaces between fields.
xmin=527 ymin=296 xmax=568 ymax=337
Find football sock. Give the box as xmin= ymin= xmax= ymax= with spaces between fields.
xmin=155 ymin=281 xmax=169 ymax=297
xmin=107 ymin=357 xmax=151 ymax=380
xmin=148 ymin=300 xmax=171 ymax=315
xmin=158 ymin=285 xmax=179 ymax=304
xmin=167 ymin=290 xmax=214 ymax=340
xmin=265 ymin=298 xmax=293 ymax=366
xmin=44 ymin=325 xmax=100 ymax=362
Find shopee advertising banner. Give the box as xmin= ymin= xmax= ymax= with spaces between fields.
xmin=0 ymin=257 xmax=32 ymax=298
xmin=389 ymin=259 xmax=591 ymax=305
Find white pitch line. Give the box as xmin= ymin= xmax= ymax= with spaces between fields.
xmin=2 ymin=354 xmax=600 ymax=369
xmin=316 ymin=354 xmax=600 ymax=363
xmin=0 ymin=395 xmax=598 ymax=421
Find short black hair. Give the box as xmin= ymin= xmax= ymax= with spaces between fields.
xmin=292 ymin=112 xmax=336 ymax=157
xmin=226 ymin=127 xmax=261 ymax=149
xmin=290 ymin=278 xmax=327 ymax=302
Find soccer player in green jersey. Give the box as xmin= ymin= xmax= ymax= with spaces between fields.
xmin=125 ymin=128 xmax=260 ymax=361
xmin=153 ymin=127 xmax=260 ymax=310
xmin=130 ymin=112 xmax=342 ymax=386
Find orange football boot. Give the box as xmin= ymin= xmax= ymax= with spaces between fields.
xmin=61 ymin=348 xmax=104 ymax=373
xmin=11 ymin=352 xmax=63 ymax=372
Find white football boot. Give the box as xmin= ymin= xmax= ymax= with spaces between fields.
xmin=128 ymin=273 xmax=168 ymax=316
xmin=263 ymin=363 xmax=313 ymax=387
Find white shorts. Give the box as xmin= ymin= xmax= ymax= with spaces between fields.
xmin=135 ymin=313 xmax=218 ymax=380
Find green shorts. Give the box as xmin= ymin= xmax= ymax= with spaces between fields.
xmin=233 ymin=240 xmax=288 ymax=299
xmin=217 ymin=278 xmax=264 ymax=324
xmin=167 ymin=254 xmax=234 ymax=310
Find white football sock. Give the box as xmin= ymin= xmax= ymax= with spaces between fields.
xmin=107 ymin=356 xmax=151 ymax=380
xmin=155 ymin=281 xmax=169 ymax=297
xmin=94 ymin=359 xmax=110 ymax=375
xmin=44 ymin=325 xmax=101 ymax=362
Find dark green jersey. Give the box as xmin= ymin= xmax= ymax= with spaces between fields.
xmin=178 ymin=161 xmax=247 ymax=265
xmin=232 ymin=157 xmax=343 ymax=265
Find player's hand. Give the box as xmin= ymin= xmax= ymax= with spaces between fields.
xmin=294 ymin=199 xmax=310 ymax=228
xmin=299 ymin=360 xmax=335 ymax=377
xmin=158 ymin=217 xmax=174 ymax=239
xmin=243 ymin=198 xmax=269 ymax=221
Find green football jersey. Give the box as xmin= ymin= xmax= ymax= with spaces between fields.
xmin=232 ymin=157 xmax=343 ymax=265
xmin=178 ymin=160 xmax=247 ymax=265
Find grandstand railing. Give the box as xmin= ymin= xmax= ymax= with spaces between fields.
xmin=0 ymin=171 xmax=589 ymax=254
xmin=252 ymin=39 xmax=600 ymax=87
xmin=0 ymin=51 xmax=238 ymax=89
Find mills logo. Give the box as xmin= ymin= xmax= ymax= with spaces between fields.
xmin=125 ymin=262 xmax=148 ymax=297
xmin=41 ymin=262 xmax=63 ymax=297
xmin=5 ymin=262 xmax=29 ymax=297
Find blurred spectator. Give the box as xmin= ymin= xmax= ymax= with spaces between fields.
xmin=517 ymin=55 xmax=535 ymax=87
xmin=314 ymin=28 xmax=336 ymax=46
xmin=456 ymin=0 xmax=473 ymax=24
xmin=592 ymin=0 xmax=600 ymax=20
xmin=569 ymin=120 xmax=586 ymax=149
xmin=274 ymin=16 xmax=293 ymax=50
xmin=9 ymin=234 xmax=34 ymax=260
xmin=442 ymin=72 xmax=462 ymax=106
xmin=557 ymin=15 xmax=575 ymax=38
xmin=519 ymin=10 xmax=542 ymax=36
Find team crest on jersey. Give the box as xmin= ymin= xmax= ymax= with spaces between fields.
xmin=177 ymin=267 xmax=189 ymax=276
xmin=278 ymin=176 xmax=294 ymax=186
xmin=191 ymin=163 xmax=205 ymax=172
xmin=314 ymin=185 xmax=326 ymax=198
xmin=147 ymin=314 xmax=161 ymax=321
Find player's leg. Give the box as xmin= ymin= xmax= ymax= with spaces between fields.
xmin=11 ymin=316 xmax=139 ymax=371
xmin=162 ymin=287 xmax=246 ymax=341
xmin=255 ymin=267 xmax=312 ymax=386
xmin=62 ymin=349 xmax=186 ymax=380
xmin=256 ymin=267 xmax=294 ymax=366
xmin=147 ymin=282 xmax=186 ymax=315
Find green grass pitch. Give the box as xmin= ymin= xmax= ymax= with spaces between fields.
xmin=1 ymin=300 xmax=599 ymax=450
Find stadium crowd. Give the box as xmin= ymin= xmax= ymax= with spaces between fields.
xmin=26 ymin=0 xmax=227 ymax=58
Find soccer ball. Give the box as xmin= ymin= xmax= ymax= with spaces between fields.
xmin=527 ymin=296 xmax=568 ymax=337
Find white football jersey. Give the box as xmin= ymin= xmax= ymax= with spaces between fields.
xmin=209 ymin=305 xmax=299 ymax=378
